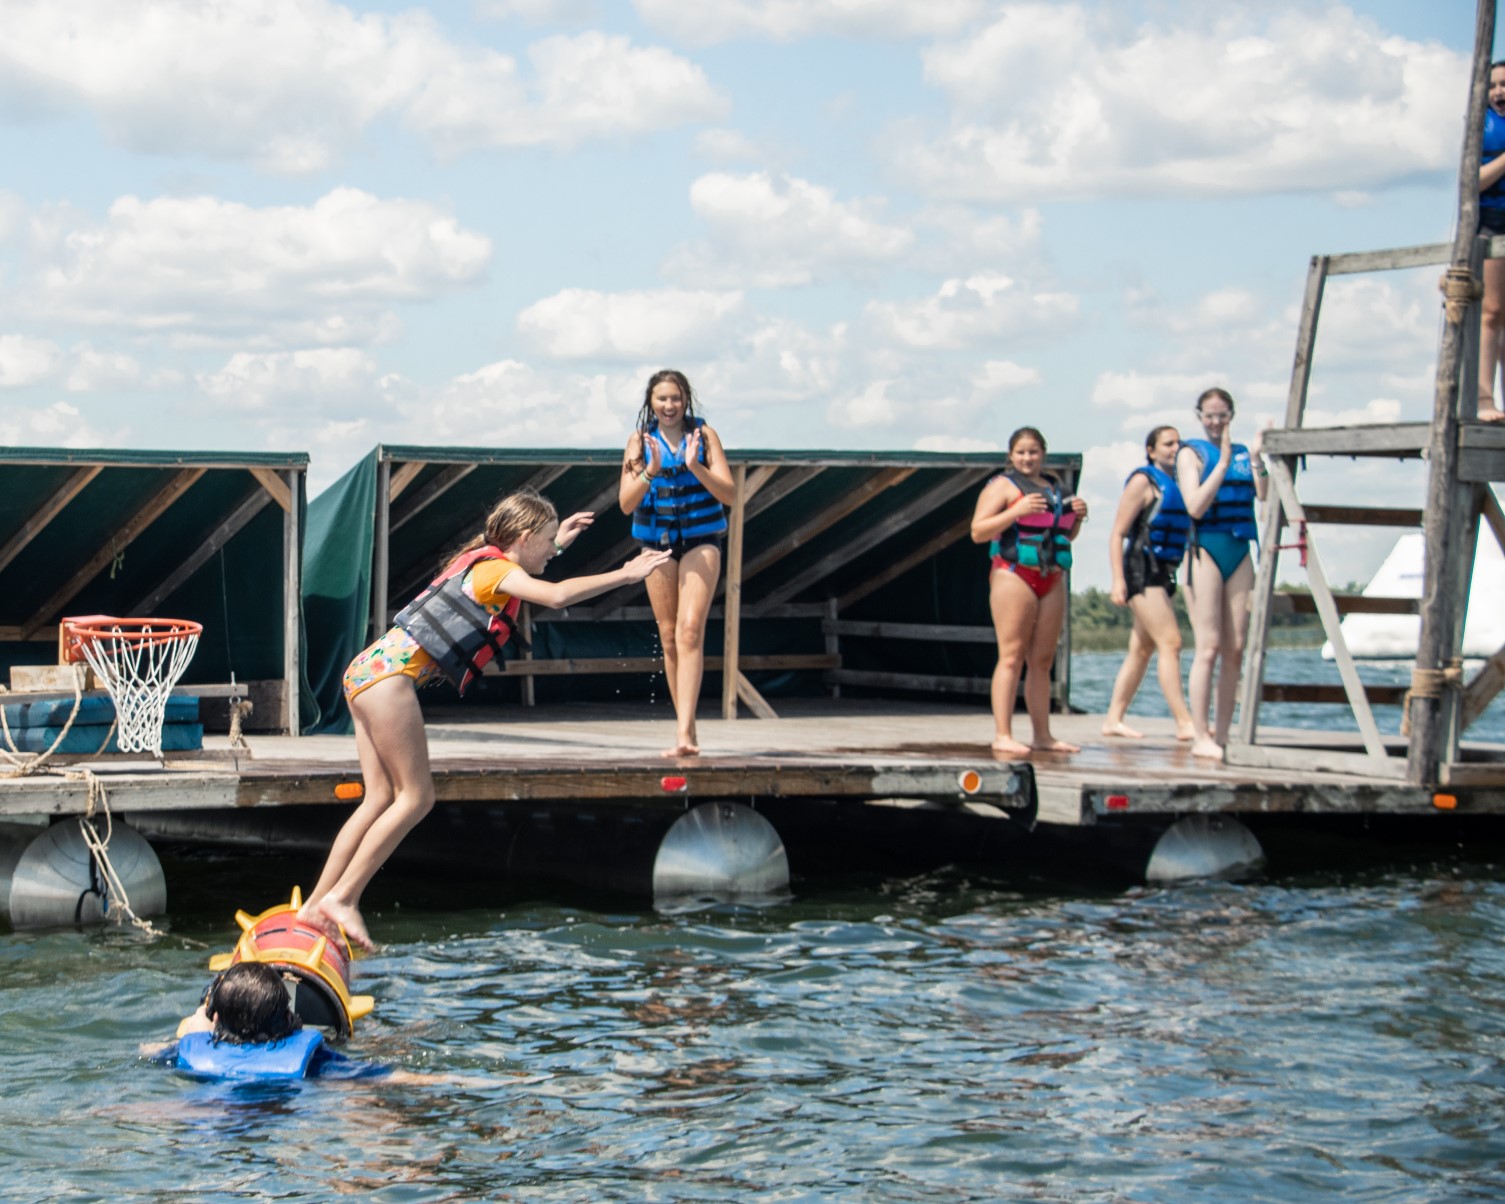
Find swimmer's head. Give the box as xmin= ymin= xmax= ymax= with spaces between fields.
xmin=207 ymin=962 xmax=302 ymax=1045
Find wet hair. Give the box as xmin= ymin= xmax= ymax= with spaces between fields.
xmin=635 ymin=369 xmax=698 ymax=434
xmin=1195 ymin=387 xmax=1235 ymax=416
xmin=450 ymin=486 xmax=558 ymax=564
xmin=1007 ymin=426 xmax=1047 ymax=454
xmin=1492 ymin=60 xmax=1505 ymax=74
xmin=207 ymin=962 xmax=301 ymax=1045
xmin=1145 ymin=425 xmax=1179 ymax=460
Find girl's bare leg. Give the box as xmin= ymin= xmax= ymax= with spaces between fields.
xmin=1135 ymin=586 xmax=1195 ymax=739
xmin=644 ymin=559 xmax=683 ymax=742
xmin=1182 ymin=551 xmax=1227 ymax=759
xmin=988 ymin=569 xmax=1037 ymax=756
xmin=666 ymin=544 xmax=720 ymax=757
xmin=1024 ymin=578 xmax=1077 ymax=753
xmin=298 ymin=676 xmax=434 ymax=951
xmin=1103 ymin=619 xmax=1152 ymax=738
xmin=1215 ymin=553 xmax=1255 ymax=745
xmin=1479 ymin=257 xmax=1505 ymax=420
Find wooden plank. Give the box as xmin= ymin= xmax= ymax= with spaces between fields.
xmin=282 ymin=469 xmax=301 ymax=736
xmin=0 ymin=466 xmax=102 ymax=576
xmin=1262 ymin=424 xmax=1430 ymax=457
xmin=1324 ymin=243 xmax=1452 ymax=275
xmin=1440 ymin=761 xmax=1505 ymax=787
xmin=824 ymin=620 xmax=997 ymax=643
xmin=519 ymin=603 xmax=534 ymax=707
xmin=496 ymin=654 xmax=838 ymax=677
xmin=736 ymin=671 xmax=779 ymax=720
xmin=20 ymin=468 xmax=207 ymax=639
xmin=386 ymin=460 xmax=427 ymax=502
xmin=1271 ymin=463 xmax=1392 ymax=760
xmin=1300 ymin=505 xmax=1423 ymax=527
xmin=836 ymin=514 xmax=972 ymax=611
xmin=1457 ymin=447 xmax=1505 ymax=482
xmin=1462 ymin=648 xmax=1505 ymax=731
xmin=1238 ymin=454 xmax=1292 ymax=746
xmin=1261 ymin=683 xmax=1410 ymax=706
xmin=747 ymin=468 xmax=989 ymax=613
xmin=826 ymin=668 xmax=989 ymax=696
xmin=1222 ymin=741 xmax=1410 ymax=781
xmin=390 ymin=464 xmax=477 ymax=532
xmin=128 ymin=487 xmax=271 ymax=616
xmin=1481 ymin=487 xmax=1505 ymax=554
xmin=722 ymin=465 xmax=747 ymax=721
xmin=248 ymin=466 xmax=293 ymax=513
xmin=1270 ymin=593 xmax=1417 ymax=616
xmin=744 ymin=465 xmax=825 ymax=522
xmin=742 ymin=464 xmax=778 ymax=504
xmin=544 ymin=602 xmax=825 ymax=623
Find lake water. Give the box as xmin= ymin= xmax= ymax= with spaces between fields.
xmin=4 ymin=650 xmax=1505 ymax=1202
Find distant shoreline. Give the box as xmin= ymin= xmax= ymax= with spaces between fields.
xmin=1069 ymin=586 xmax=1325 ymax=653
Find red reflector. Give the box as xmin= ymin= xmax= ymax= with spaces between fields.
xmin=1433 ymin=793 xmax=1458 ymax=811
xmin=1104 ymin=794 xmax=1130 ymax=811
xmin=334 ymin=782 xmax=364 ymax=800
xmin=661 ymin=776 xmax=688 ymax=792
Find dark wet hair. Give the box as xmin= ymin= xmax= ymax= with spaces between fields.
xmin=1492 ymin=59 xmax=1505 ymax=73
xmin=635 ymin=369 xmax=698 ymax=434
xmin=1145 ymin=425 xmax=1179 ymax=460
xmin=1195 ymin=387 xmax=1235 ymax=416
xmin=1007 ymin=426 xmax=1047 ymax=454
xmin=207 ymin=962 xmax=302 ymax=1045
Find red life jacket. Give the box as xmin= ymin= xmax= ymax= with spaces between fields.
xmin=393 ymin=546 xmax=523 ymax=696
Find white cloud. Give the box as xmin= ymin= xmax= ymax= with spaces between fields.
xmin=517 ymin=287 xmax=743 ymax=359
xmin=0 ymin=334 xmax=61 ymax=387
xmin=866 ymin=273 xmax=1078 ymax=349
xmin=1302 ymin=397 xmax=1405 ymax=428
xmin=634 ymin=0 xmax=985 ymax=44
xmin=664 ymin=171 xmax=913 ymax=287
xmin=1091 ymin=371 xmax=1223 ymax=413
xmin=913 ymin=434 xmax=1000 ymax=453
xmin=64 ymin=344 xmax=143 ymax=392
xmin=0 ymin=400 xmax=123 ymax=448
xmin=827 ymin=380 xmax=898 ymax=428
xmin=420 ymin=361 xmax=628 ymax=446
xmin=476 ymin=0 xmax=602 ymax=23
xmin=974 ymin=359 xmax=1041 ymax=395
xmin=0 ymin=4 xmax=722 ymax=172
xmin=897 ymin=3 xmax=1465 ymax=200
xmin=693 ymin=127 xmax=763 ymax=163
xmin=22 ymin=188 xmax=490 ymax=344
xmin=196 ymin=348 xmax=380 ymax=414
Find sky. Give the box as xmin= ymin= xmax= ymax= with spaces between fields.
xmin=0 ymin=0 xmax=1494 ymax=589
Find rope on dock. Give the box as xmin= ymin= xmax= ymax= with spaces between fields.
xmin=1410 ymin=660 xmax=1465 ymax=699
xmin=228 ymin=698 xmax=253 ymax=753
xmin=1439 ymin=267 xmax=1484 ymax=325
xmin=71 ymin=768 xmax=167 ymax=939
xmin=0 ymin=667 xmax=94 ymax=777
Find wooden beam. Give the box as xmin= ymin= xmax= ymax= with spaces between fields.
xmin=747 ymin=468 xmax=988 ymax=614
xmin=742 ymin=464 xmax=778 ymax=504
xmin=722 ymin=465 xmax=747 ymax=721
xmin=1270 ymin=593 xmax=1417 ymax=616
xmin=281 ymin=469 xmax=302 ymax=735
xmin=744 ymin=465 xmax=823 ymax=521
xmin=740 ymin=466 xmax=917 ymax=584
xmin=836 ymin=515 xmax=971 ymax=611
xmin=387 ymin=460 xmax=427 ymax=503
xmin=495 ymin=653 xmax=837 ymax=676
xmin=1462 ymin=647 xmax=1505 ymax=730
xmin=1482 ymin=487 xmax=1505 ymax=553
xmin=826 ymin=668 xmax=989 ymax=697
xmin=1325 ymin=243 xmax=1452 ymax=275
xmin=1262 ymin=424 xmax=1430 ymax=458
xmin=736 ymin=671 xmax=778 ymax=719
xmin=824 ymin=620 xmax=997 ymax=643
xmin=391 ymin=464 xmax=477 ymax=533
xmin=0 ymin=465 xmax=102 ymax=576
xmin=20 ymin=468 xmax=207 ymax=638
xmin=1261 ymin=683 xmax=1409 ymax=706
xmin=248 ymin=467 xmax=293 ymax=513
xmin=1300 ymin=505 xmax=1423 ymax=527
xmin=1223 ymin=741 xmax=1411 ymax=781
xmin=128 ymin=487 xmax=271 ymax=616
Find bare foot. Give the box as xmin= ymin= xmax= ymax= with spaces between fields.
xmin=1191 ymin=737 xmax=1224 ymax=761
xmin=1101 ymin=720 xmax=1144 ymax=739
xmin=991 ymin=737 xmax=1031 ymax=757
xmin=301 ymin=898 xmax=375 ymax=953
xmin=1033 ymin=738 xmax=1081 ymax=754
xmin=1480 ymin=405 xmax=1505 ymax=423
xmin=661 ymin=742 xmax=700 ymax=758
xmin=1174 ymin=723 xmax=1196 ymax=742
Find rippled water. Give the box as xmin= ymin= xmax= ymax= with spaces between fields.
xmin=5 ymin=650 xmax=1505 ymax=1201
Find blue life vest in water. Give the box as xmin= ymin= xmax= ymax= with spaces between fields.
xmin=173 ymin=1030 xmax=326 ymax=1080
xmin=988 ymin=472 xmax=1075 ymax=571
xmin=1182 ymin=439 xmax=1258 ymax=542
xmin=631 ymin=419 xmax=728 ymax=546
xmin=1485 ymin=108 xmax=1505 ymax=212
xmin=1125 ymin=463 xmax=1191 ymax=565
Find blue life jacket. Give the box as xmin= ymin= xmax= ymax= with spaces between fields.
xmin=989 ymin=472 xmax=1075 ymax=571
xmin=1125 ymin=463 xmax=1191 ymax=565
xmin=1485 ymin=108 xmax=1505 ymax=211
xmin=173 ymin=1030 xmax=325 ymax=1081
xmin=631 ymin=419 xmax=728 ymax=546
xmin=1182 ymin=439 xmax=1258 ymax=542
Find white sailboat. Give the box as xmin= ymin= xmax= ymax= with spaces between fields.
xmin=1322 ymin=528 xmax=1505 ymax=660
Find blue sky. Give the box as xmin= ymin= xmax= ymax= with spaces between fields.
xmin=0 ymin=0 xmax=1492 ymax=587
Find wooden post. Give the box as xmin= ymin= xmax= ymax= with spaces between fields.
xmin=1410 ymin=0 xmax=1494 ymax=786
xmin=825 ymin=596 xmax=841 ymax=699
xmin=722 ymin=464 xmax=747 ymax=720
xmin=283 ymin=468 xmax=302 ymax=737
xmin=520 ymin=603 xmax=535 ymax=707
xmin=371 ymin=454 xmax=391 ymax=644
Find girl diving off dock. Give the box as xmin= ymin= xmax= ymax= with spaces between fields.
xmin=299 ymin=487 xmax=671 ymax=951
xmin=619 ymin=370 xmax=735 ymax=758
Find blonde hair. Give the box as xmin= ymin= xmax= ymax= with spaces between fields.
xmin=449 ymin=486 xmax=557 ymax=565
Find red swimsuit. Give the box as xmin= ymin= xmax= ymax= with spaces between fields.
xmin=990 ymin=556 xmax=1062 ymax=599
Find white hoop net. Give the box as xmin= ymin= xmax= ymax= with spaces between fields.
xmin=70 ymin=619 xmax=201 ymax=757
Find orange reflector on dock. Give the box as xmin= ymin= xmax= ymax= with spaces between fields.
xmin=1105 ymin=794 xmax=1130 ymax=811
xmin=1433 ymin=793 xmax=1458 ymax=811
xmin=661 ymin=776 xmax=688 ymax=793
xmin=957 ymin=770 xmax=982 ymax=795
xmin=334 ymin=782 xmax=364 ymax=800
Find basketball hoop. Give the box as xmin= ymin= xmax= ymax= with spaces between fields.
xmin=61 ymin=616 xmax=203 ymax=757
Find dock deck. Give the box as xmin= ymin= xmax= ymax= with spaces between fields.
xmin=3 ymin=699 xmax=1503 ymax=825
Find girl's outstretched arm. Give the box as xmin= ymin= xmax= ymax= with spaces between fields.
xmin=503 ymin=549 xmax=672 ymax=611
